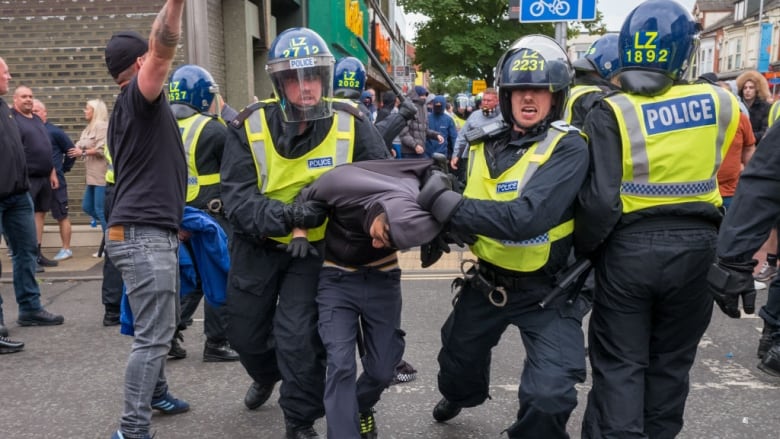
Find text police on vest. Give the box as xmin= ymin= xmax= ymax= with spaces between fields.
xmin=642 ymin=94 xmax=716 ymax=135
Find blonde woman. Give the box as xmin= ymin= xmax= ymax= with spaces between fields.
xmin=67 ymin=99 xmax=108 ymax=252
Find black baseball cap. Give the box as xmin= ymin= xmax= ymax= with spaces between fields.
xmin=105 ymin=31 xmax=148 ymax=79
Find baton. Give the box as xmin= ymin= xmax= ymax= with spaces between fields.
xmin=539 ymin=259 xmax=592 ymax=308
xmin=356 ymin=37 xmax=405 ymax=99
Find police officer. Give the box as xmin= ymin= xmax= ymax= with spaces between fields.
xmin=167 ymin=64 xmax=239 ymax=363
xmin=220 ymin=28 xmax=389 ymax=439
xmin=564 ymin=33 xmax=620 ymax=128
xmin=417 ymin=35 xmax=590 ymax=438
xmin=575 ymin=1 xmax=740 ymax=437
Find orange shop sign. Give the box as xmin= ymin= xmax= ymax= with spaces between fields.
xmin=374 ymin=23 xmax=391 ymax=64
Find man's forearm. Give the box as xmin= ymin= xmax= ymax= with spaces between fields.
xmin=150 ymin=0 xmax=185 ymax=61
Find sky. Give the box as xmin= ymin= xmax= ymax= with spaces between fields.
xmin=405 ymin=0 xmax=698 ymax=38
xmin=599 ymin=0 xmax=697 ymax=32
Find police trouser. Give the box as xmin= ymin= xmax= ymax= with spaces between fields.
xmin=437 ymin=268 xmax=587 ymax=439
xmin=760 ymin=218 xmax=780 ymax=329
xmin=225 ymin=236 xmax=326 ymax=425
xmin=317 ymin=267 xmax=405 ymax=439
xmin=179 ymin=286 xmax=228 ymax=342
xmin=582 ymin=219 xmax=716 ymax=439
xmin=101 ymin=183 xmax=122 ymax=312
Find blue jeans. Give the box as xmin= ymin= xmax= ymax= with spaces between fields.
xmin=106 ymin=224 xmax=179 ymax=438
xmin=82 ymin=185 xmax=106 ymax=231
xmin=0 ymin=192 xmax=42 ymax=315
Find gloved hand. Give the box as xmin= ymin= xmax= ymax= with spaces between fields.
xmin=431 ymin=153 xmax=448 ymax=173
xmin=283 ymin=200 xmax=329 ymax=229
xmin=707 ymin=259 xmax=757 ymax=318
xmin=418 ymin=170 xmax=463 ymax=223
xmin=398 ymin=99 xmax=417 ymax=120
xmin=442 ymin=227 xmax=477 ymax=247
xmin=277 ymin=237 xmax=319 ymax=259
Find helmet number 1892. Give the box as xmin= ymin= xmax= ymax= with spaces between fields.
xmin=626 ymin=31 xmax=668 ymax=63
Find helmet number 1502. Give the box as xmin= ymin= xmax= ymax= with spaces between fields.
xmin=626 ymin=31 xmax=669 ymax=63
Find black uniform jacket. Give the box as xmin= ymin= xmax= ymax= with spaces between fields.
xmin=718 ymin=123 xmax=780 ymax=262
xmin=221 ymin=101 xmax=390 ymax=241
xmin=298 ymin=159 xmax=443 ymax=266
xmin=0 ymin=97 xmax=29 ymax=199
xmin=575 ymin=99 xmax=724 ymax=256
xmin=451 ymin=124 xmax=589 ymax=275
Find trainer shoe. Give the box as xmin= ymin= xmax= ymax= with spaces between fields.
xmin=432 ymin=397 xmax=462 ymax=422
xmin=754 ymin=262 xmax=778 ymax=282
xmin=17 ymin=308 xmax=64 ymax=326
xmin=391 ymin=359 xmax=418 ymax=385
xmin=110 ymin=431 xmax=152 ymax=439
xmin=37 ymin=251 xmax=58 ymax=267
xmin=53 ymin=248 xmax=73 ymax=261
xmin=151 ymin=391 xmax=190 ymax=414
xmin=0 ymin=336 xmax=24 ymax=354
xmin=168 ymin=330 xmax=187 ymax=359
xmin=359 ymin=408 xmax=378 ymax=439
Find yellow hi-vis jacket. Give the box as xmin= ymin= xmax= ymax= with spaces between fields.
xmin=178 ymin=113 xmax=221 ymax=203
xmin=245 ymin=102 xmax=356 ymax=244
xmin=562 ymin=85 xmax=602 ymax=124
xmin=105 ymin=144 xmax=114 ymax=184
xmin=603 ymin=83 xmax=739 ymax=213
xmin=465 ymin=122 xmax=579 ymax=272
xmin=769 ymin=100 xmax=780 ymax=127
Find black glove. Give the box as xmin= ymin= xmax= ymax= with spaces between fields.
xmin=276 ymin=237 xmax=319 ymax=259
xmin=418 ymin=170 xmax=463 ymax=223
xmin=707 ymin=259 xmax=757 ymax=318
xmin=442 ymin=227 xmax=477 ymax=247
xmin=283 ymin=200 xmax=329 ymax=229
xmin=431 ymin=152 xmax=448 ymax=173
xmin=398 ymin=99 xmax=417 ymax=120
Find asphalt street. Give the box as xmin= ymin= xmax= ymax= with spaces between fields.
xmin=1 ymin=272 xmax=780 ymax=439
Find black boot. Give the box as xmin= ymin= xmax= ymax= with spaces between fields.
xmin=758 ymin=342 xmax=780 ymax=377
xmin=757 ymin=322 xmax=778 ymax=359
xmin=203 ymin=339 xmax=239 ymax=362
xmin=432 ymin=398 xmax=462 ymax=422
xmin=37 ymin=244 xmax=58 ymax=267
xmin=168 ymin=330 xmax=187 ymax=359
xmin=244 ymin=381 xmax=277 ymax=410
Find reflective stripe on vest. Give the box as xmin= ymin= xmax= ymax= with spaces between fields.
xmin=104 ymin=144 xmax=114 ymax=184
xmin=562 ymin=85 xmax=601 ymax=124
xmin=464 ymin=125 xmax=575 ymax=272
xmin=604 ymin=84 xmax=738 ymax=213
xmin=245 ymin=107 xmax=354 ymax=244
xmin=770 ymin=100 xmax=780 ymax=127
xmin=179 ymin=113 xmax=218 ymax=203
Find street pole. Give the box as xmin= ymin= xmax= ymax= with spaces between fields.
xmin=759 ymin=0 xmax=764 ymax=69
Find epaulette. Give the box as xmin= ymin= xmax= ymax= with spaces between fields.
xmin=551 ymin=120 xmax=588 ymax=142
xmin=230 ymin=101 xmax=268 ymax=128
xmin=332 ymin=100 xmax=364 ymax=121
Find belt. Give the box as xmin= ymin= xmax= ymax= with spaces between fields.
xmin=477 ymin=260 xmax=554 ymax=291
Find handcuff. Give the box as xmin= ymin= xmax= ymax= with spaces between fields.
xmin=451 ymin=259 xmax=508 ymax=308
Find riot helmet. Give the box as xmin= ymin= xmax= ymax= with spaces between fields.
xmin=573 ymin=34 xmax=620 ymax=79
xmin=333 ymin=56 xmax=366 ymax=100
xmin=267 ymin=27 xmax=335 ymax=122
xmin=454 ymin=93 xmax=472 ymax=118
xmin=617 ymin=0 xmax=700 ymax=95
xmin=168 ymin=64 xmax=219 ymax=113
xmin=495 ymin=34 xmax=573 ymax=126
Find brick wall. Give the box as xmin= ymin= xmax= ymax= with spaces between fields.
xmin=1 ymin=0 xmax=189 ymax=225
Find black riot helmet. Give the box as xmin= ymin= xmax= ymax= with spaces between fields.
xmin=496 ymin=34 xmax=573 ymax=126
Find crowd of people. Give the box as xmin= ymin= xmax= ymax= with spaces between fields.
xmin=3 ymin=0 xmax=780 ymax=437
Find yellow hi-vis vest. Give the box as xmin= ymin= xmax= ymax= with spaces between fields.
xmin=603 ymin=84 xmax=739 ymax=213
xmin=245 ymin=104 xmax=355 ymax=244
xmin=178 ymin=113 xmax=220 ymax=203
xmin=562 ymin=85 xmax=602 ymax=124
xmin=105 ymin=144 xmax=114 ymax=184
xmin=769 ymin=100 xmax=780 ymax=127
xmin=464 ymin=122 xmax=578 ymax=272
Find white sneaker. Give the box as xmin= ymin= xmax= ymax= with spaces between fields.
xmin=53 ymin=248 xmax=73 ymax=261
xmin=755 ymin=280 xmax=768 ymax=290
xmin=92 ymin=251 xmax=102 ymax=258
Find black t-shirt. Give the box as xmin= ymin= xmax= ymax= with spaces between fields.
xmin=107 ymin=78 xmax=186 ymax=230
xmin=12 ymin=109 xmax=54 ymax=177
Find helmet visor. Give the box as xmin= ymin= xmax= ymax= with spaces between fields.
xmin=267 ymin=55 xmax=334 ymax=122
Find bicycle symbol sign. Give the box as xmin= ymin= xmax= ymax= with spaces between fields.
xmin=519 ymin=0 xmax=596 ymax=22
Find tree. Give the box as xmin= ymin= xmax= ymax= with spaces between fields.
xmin=429 ymin=75 xmax=471 ymax=98
xmin=399 ymin=0 xmax=607 ymax=85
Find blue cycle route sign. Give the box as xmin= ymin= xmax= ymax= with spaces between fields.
xmin=519 ymin=0 xmax=597 ymax=22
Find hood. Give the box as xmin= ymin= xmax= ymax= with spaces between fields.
xmin=736 ymin=70 xmax=771 ymax=101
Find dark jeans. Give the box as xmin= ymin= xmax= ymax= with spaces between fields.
xmin=0 ymin=192 xmax=43 ymax=315
xmin=317 ymin=267 xmax=404 ymax=439
xmin=582 ymin=225 xmax=716 ymax=439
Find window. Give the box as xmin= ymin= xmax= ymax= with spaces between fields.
xmin=734 ymin=1 xmax=745 ymax=21
xmin=735 ymin=38 xmax=742 ymax=69
xmin=726 ymin=41 xmax=733 ymax=70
